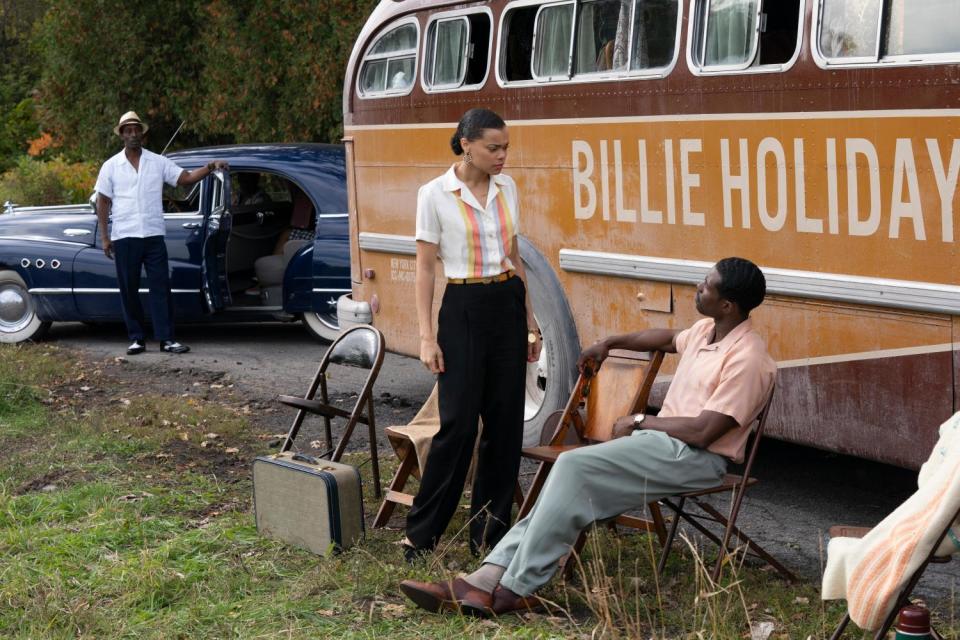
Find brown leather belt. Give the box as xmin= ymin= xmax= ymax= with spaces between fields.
xmin=447 ymin=270 xmax=515 ymax=285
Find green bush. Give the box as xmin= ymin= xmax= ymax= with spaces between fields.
xmin=0 ymin=156 xmax=98 ymax=207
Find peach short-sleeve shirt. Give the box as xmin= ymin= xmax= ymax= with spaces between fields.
xmin=659 ymin=318 xmax=776 ymax=463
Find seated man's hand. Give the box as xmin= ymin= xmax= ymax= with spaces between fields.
xmin=577 ymin=341 xmax=610 ymax=376
xmin=611 ymin=415 xmax=638 ymax=439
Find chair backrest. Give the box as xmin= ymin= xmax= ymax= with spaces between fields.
xmin=582 ymin=350 xmax=664 ymax=441
xmin=325 ymin=325 xmax=384 ymax=371
xmin=735 ymin=382 xmax=776 ymax=480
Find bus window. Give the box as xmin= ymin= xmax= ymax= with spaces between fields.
xmin=423 ymin=11 xmax=492 ymax=91
xmin=501 ymin=5 xmax=538 ymax=81
xmin=358 ymin=21 xmax=419 ymax=97
xmin=631 ymin=0 xmax=680 ymax=71
xmin=533 ymin=2 xmax=575 ymax=79
xmin=575 ymin=0 xmax=629 ymax=74
xmin=885 ymin=0 xmax=960 ymax=57
xmin=818 ymin=0 xmax=881 ymax=60
xmin=690 ymin=0 xmax=801 ymax=72
xmin=819 ymin=0 xmax=960 ymax=63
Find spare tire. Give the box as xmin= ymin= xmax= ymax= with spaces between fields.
xmin=519 ymin=237 xmax=580 ymax=447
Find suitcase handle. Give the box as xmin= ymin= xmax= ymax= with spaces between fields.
xmin=292 ymin=453 xmax=319 ymax=465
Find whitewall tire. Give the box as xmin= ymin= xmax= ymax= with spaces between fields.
xmin=0 ymin=270 xmax=50 ymax=343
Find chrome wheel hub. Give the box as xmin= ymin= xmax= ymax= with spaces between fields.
xmin=0 ymin=283 xmax=33 ymax=332
xmin=524 ymin=341 xmax=548 ymax=421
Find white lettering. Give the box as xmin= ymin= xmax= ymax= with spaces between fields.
xmin=664 ymin=139 xmax=677 ymax=224
xmin=845 ymin=138 xmax=881 ymax=237
xmin=600 ymin=140 xmax=611 ymax=221
xmin=572 ymin=140 xmax=596 ymax=220
xmin=613 ymin=140 xmax=636 ymax=223
xmin=679 ymin=139 xmax=704 ymax=226
xmin=638 ymin=140 xmax=662 ymax=224
xmin=720 ymin=138 xmax=750 ymax=229
xmin=794 ymin=139 xmax=820 ymax=233
xmin=756 ymin=137 xmax=787 ymax=232
xmin=926 ymin=138 xmax=960 ymax=243
xmin=826 ymin=139 xmax=840 ymax=235
xmin=889 ymin=139 xmax=925 ymax=240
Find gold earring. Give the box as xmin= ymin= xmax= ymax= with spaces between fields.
xmin=463 ymin=151 xmax=473 ymax=164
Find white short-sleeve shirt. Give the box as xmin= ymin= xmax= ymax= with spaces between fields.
xmin=415 ymin=165 xmax=520 ymax=279
xmin=95 ymin=148 xmax=185 ymax=241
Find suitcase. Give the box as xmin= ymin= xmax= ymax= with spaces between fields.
xmin=253 ymin=451 xmax=365 ymax=556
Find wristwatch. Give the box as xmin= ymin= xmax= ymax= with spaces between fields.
xmin=632 ymin=413 xmax=646 ymax=428
xmin=527 ymin=329 xmax=540 ymax=344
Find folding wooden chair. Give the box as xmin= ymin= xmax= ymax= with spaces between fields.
xmin=654 ymin=385 xmax=796 ymax=582
xmin=372 ymin=386 xmax=524 ymax=528
xmin=829 ymin=507 xmax=960 ymax=640
xmin=276 ymin=324 xmax=385 ymax=498
xmin=516 ymin=350 xmax=668 ymax=574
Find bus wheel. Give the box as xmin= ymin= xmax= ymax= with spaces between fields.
xmin=519 ymin=238 xmax=580 ymax=448
xmin=0 ymin=270 xmax=50 ymax=344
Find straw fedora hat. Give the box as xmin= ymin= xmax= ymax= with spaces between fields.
xmin=113 ymin=111 xmax=149 ymax=136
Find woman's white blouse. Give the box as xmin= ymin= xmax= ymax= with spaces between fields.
xmin=415 ymin=165 xmax=520 ymax=279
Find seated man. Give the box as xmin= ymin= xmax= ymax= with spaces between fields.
xmin=400 ymin=256 xmax=776 ymax=616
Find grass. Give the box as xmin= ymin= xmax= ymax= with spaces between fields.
xmin=0 ymin=342 xmax=953 ymax=638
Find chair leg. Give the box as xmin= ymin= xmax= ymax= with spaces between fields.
xmin=829 ymin=612 xmax=851 ymax=640
xmin=517 ymin=461 xmax=552 ymax=521
xmin=372 ymin=445 xmax=418 ymax=528
xmin=657 ymin=497 xmax=686 ymax=577
xmin=366 ymin=396 xmax=381 ymax=499
xmin=561 ymin=530 xmax=588 ymax=581
xmin=695 ymin=500 xmax=796 ymax=582
xmin=514 ymin=482 xmax=525 ymax=510
xmin=648 ymin=502 xmax=667 ymax=545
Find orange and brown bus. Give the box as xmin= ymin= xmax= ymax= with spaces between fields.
xmin=337 ymin=0 xmax=960 ymax=469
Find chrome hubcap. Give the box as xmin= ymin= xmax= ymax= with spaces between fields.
xmin=0 ymin=283 xmax=33 ymax=332
xmin=524 ymin=339 xmax=548 ymax=421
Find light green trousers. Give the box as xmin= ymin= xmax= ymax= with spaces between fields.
xmin=485 ymin=429 xmax=727 ymax=596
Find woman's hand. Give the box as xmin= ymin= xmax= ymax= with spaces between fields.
xmin=527 ymin=327 xmax=542 ymax=363
xmin=420 ymin=338 xmax=445 ymax=374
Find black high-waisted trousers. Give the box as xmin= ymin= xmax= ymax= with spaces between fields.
xmin=406 ymin=274 xmax=528 ymax=553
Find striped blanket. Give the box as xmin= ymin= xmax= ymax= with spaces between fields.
xmin=821 ymin=411 xmax=960 ymax=630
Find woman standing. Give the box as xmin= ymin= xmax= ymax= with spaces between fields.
xmin=404 ymin=108 xmax=542 ymax=559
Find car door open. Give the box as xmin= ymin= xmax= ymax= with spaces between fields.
xmin=200 ymin=170 xmax=232 ymax=312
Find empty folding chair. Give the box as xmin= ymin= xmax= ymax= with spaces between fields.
xmin=276 ymin=324 xmax=385 ymax=497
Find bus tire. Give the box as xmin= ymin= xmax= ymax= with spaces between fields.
xmin=519 ymin=237 xmax=580 ymax=448
xmin=0 ymin=269 xmax=51 ymax=344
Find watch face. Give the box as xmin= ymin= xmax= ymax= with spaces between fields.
xmin=527 ymin=332 xmax=537 ymax=344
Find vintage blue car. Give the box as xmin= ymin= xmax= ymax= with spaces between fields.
xmin=0 ymin=143 xmax=349 ymax=343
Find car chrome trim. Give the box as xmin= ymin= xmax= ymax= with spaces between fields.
xmin=317 ymin=213 xmax=349 ymax=219
xmin=225 ymin=305 xmax=283 ymax=311
xmin=50 ymin=260 xmax=61 ymax=269
xmin=63 ymin=228 xmax=92 ymax=236
xmin=358 ymin=232 xmax=416 ymax=255
xmin=311 ymin=288 xmax=352 ymax=293
xmin=558 ymin=250 xmax=960 ymax=315
xmin=3 ymin=236 xmax=88 ymax=247
xmin=20 ymin=258 xmax=30 ymax=268
xmin=29 ymin=288 xmax=202 ymax=294
xmin=34 ymin=259 xmax=45 ymax=269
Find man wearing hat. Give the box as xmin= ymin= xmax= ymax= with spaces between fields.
xmin=94 ymin=111 xmax=227 ymax=355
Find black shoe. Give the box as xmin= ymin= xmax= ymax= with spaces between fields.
xmin=403 ymin=543 xmax=432 ymax=564
xmin=126 ymin=340 xmax=145 ymax=355
xmin=160 ymin=340 xmax=190 ymax=354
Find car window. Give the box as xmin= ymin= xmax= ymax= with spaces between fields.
xmin=231 ymin=172 xmax=292 ymax=206
xmin=162 ymin=182 xmax=200 ymax=214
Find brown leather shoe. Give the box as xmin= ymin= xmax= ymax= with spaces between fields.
xmin=451 ymin=578 xmax=494 ymax=617
xmin=488 ymin=585 xmax=544 ymax=616
xmin=400 ymin=579 xmax=456 ymax=613
xmin=400 ymin=578 xmax=492 ymax=615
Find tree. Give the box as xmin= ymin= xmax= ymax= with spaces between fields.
xmin=0 ymin=0 xmax=48 ymax=170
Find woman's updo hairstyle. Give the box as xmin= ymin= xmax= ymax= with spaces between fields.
xmin=450 ymin=108 xmax=506 ymax=155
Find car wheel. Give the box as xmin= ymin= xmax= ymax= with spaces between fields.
xmin=301 ymin=307 xmax=341 ymax=343
xmin=519 ymin=238 xmax=580 ymax=448
xmin=0 ymin=270 xmax=51 ymax=343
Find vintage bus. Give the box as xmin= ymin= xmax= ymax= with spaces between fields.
xmin=337 ymin=0 xmax=960 ymax=469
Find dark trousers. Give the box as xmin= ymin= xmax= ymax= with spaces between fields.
xmin=406 ymin=275 xmax=528 ymax=553
xmin=113 ymin=236 xmax=175 ymax=342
